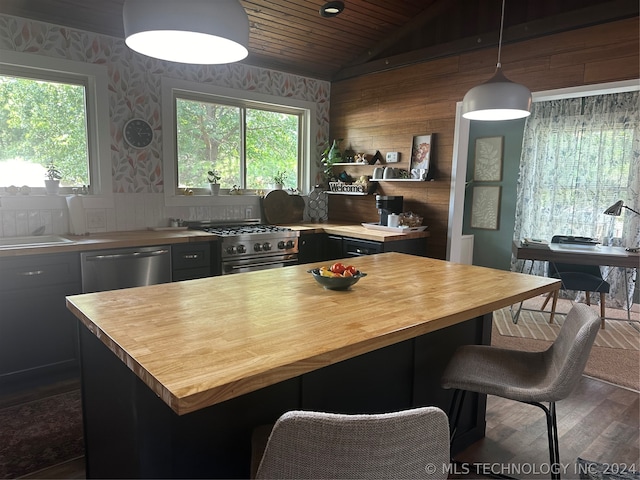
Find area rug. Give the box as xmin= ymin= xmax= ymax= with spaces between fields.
xmin=493 ymin=308 xmax=640 ymax=350
xmin=577 ymin=457 xmax=640 ymax=480
xmin=0 ymin=389 xmax=84 ymax=479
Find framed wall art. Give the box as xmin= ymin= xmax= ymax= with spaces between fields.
xmin=471 ymin=185 xmax=501 ymax=230
xmin=410 ymin=134 xmax=432 ymax=179
xmin=473 ymin=136 xmax=503 ymax=182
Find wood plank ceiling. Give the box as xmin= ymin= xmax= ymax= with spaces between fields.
xmin=0 ymin=0 xmax=637 ymax=81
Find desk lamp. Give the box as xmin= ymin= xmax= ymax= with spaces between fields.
xmin=604 ymin=200 xmax=640 ymax=252
xmin=603 ymin=200 xmax=640 ymax=217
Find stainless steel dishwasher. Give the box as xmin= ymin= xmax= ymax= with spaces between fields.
xmin=80 ymin=245 xmax=171 ymax=293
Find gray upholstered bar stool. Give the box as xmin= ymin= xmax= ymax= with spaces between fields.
xmin=441 ymin=303 xmax=600 ymax=480
xmin=253 ymin=407 xmax=450 ymax=479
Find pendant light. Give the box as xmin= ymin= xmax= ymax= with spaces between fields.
xmin=123 ymin=0 xmax=249 ymax=65
xmin=462 ymin=0 xmax=532 ymax=121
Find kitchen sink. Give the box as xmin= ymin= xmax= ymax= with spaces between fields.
xmin=0 ymin=235 xmax=75 ymax=248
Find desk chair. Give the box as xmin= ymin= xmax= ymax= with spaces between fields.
xmin=541 ymin=235 xmax=610 ymax=329
xmin=441 ymin=304 xmax=600 ymax=480
xmin=253 ymin=407 xmax=450 ymax=479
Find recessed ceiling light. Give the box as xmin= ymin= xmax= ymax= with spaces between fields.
xmin=320 ymin=1 xmax=345 ymax=18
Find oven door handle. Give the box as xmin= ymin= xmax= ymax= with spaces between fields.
xmin=226 ymin=258 xmax=297 ymax=271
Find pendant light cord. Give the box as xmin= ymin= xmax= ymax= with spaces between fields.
xmin=496 ymin=0 xmax=506 ymax=68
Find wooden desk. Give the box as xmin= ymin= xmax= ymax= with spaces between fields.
xmin=513 ymin=241 xmax=640 ymax=269
xmin=512 ymin=241 xmax=638 ymax=322
xmin=67 ymin=252 xmax=560 ymax=478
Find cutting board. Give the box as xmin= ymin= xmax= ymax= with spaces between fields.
xmin=263 ymin=190 xmax=304 ymax=224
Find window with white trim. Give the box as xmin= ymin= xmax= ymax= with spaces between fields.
xmin=162 ymin=77 xmax=314 ymax=203
xmin=0 ymin=51 xmax=111 ymax=197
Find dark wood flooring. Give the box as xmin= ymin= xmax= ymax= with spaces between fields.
xmin=19 ymin=375 xmax=639 ymax=479
xmin=456 ymin=376 xmax=639 ymax=479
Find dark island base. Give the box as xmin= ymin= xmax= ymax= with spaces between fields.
xmin=79 ymin=314 xmax=491 ymax=479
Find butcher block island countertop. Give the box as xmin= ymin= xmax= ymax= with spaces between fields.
xmin=66 ymin=252 xmax=559 ymax=416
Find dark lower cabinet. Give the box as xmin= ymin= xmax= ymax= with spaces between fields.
xmin=0 ymin=253 xmax=81 ymax=395
xmin=325 ymin=234 xmax=345 ymax=260
xmin=171 ymin=241 xmax=217 ymax=281
xmin=342 ymin=237 xmax=383 ymax=256
xmin=79 ymin=313 xmax=490 ymax=478
xmin=303 ymin=233 xmax=427 ymax=263
xmin=0 ymin=241 xmax=220 ymax=398
xmin=343 ymin=236 xmax=427 ymax=257
xmin=298 ymin=232 xmax=330 ymax=264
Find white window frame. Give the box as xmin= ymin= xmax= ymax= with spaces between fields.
xmin=0 ymin=50 xmax=113 ymax=207
xmin=162 ymin=77 xmax=316 ymax=207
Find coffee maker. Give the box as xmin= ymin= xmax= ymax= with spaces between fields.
xmin=376 ymin=195 xmax=403 ymax=226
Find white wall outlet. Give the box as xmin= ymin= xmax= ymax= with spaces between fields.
xmin=386 ymin=151 xmax=400 ymax=163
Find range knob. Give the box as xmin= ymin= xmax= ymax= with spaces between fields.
xmin=237 ymin=244 xmax=246 ymax=254
xmin=226 ymin=245 xmax=237 ymax=255
xmin=254 ymin=243 xmax=263 ymax=252
xmin=285 ymin=240 xmax=295 ymax=249
xmin=262 ymin=242 xmax=272 ymax=251
xmin=277 ymin=241 xmax=286 ymax=249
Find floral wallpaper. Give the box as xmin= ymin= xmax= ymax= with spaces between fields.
xmin=0 ymin=14 xmax=331 ymax=194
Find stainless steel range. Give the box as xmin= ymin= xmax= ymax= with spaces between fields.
xmin=186 ymin=220 xmax=299 ymax=275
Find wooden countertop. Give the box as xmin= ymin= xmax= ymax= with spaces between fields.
xmin=0 ymin=223 xmax=428 ymax=257
xmin=66 ymin=252 xmax=560 ymax=416
xmin=284 ymin=222 xmax=430 ymax=241
xmin=0 ymin=229 xmax=217 ymax=258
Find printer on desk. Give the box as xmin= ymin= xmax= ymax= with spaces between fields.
xmin=552 ymin=236 xmax=600 ymax=251
xmin=522 ymin=236 xmax=601 ymax=251
xmin=554 ymin=235 xmax=599 ymax=246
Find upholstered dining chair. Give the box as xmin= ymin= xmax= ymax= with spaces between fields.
xmin=541 ymin=235 xmax=610 ymax=328
xmin=253 ymin=407 xmax=450 ymax=480
xmin=441 ymin=303 xmax=601 ymax=480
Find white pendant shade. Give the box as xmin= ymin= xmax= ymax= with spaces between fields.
xmin=123 ymin=0 xmax=249 ymax=65
xmin=462 ymin=66 xmax=532 ymax=121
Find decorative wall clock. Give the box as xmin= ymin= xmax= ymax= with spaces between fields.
xmin=124 ymin=118 xmax=153 ymax=149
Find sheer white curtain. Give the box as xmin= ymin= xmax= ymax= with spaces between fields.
xmin=514 ymin=91 xmax=639 ymax=308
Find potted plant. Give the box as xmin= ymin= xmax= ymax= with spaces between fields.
xmin=319 ymin=141 xmax=339 ymax=187
xmin=45 ymin=162 xmax=62 ymax=195
xmin=273 ymin=170 xmax=287 ymax=190
xmin=207 ymin=169 xmax=221 ymax=195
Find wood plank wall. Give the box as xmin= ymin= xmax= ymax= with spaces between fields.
xmin=328 ymin=18 xmax=639 ymax=260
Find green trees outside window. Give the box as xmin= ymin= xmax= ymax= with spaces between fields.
xmin=0 ymin=75 xmax=90 ymax=188
xmin=176 ymin=97 xmax=299 ymax=191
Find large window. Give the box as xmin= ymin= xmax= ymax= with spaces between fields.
xmin=162 ymin=77 xmax=314 ymax=203
xmin=176 ymin=97 xmax=299 ymax=190
xmin=0 ymin=51 xmax=111 ymax=197
xmin=515 ymin=90 xmax=639 ymax=306
xmin=0 ymin=74 xmax=90 ymax=190
xmin=516 ymin=92 xmax=638 ymax=243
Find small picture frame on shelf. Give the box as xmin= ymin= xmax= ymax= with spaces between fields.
xmin=473 ymin=136 xmax=503 ymax=182
xmin=471 ymin=185 xmax=501 ymax=230
xmin=410 ymin=134 xmax=432 ymax=177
